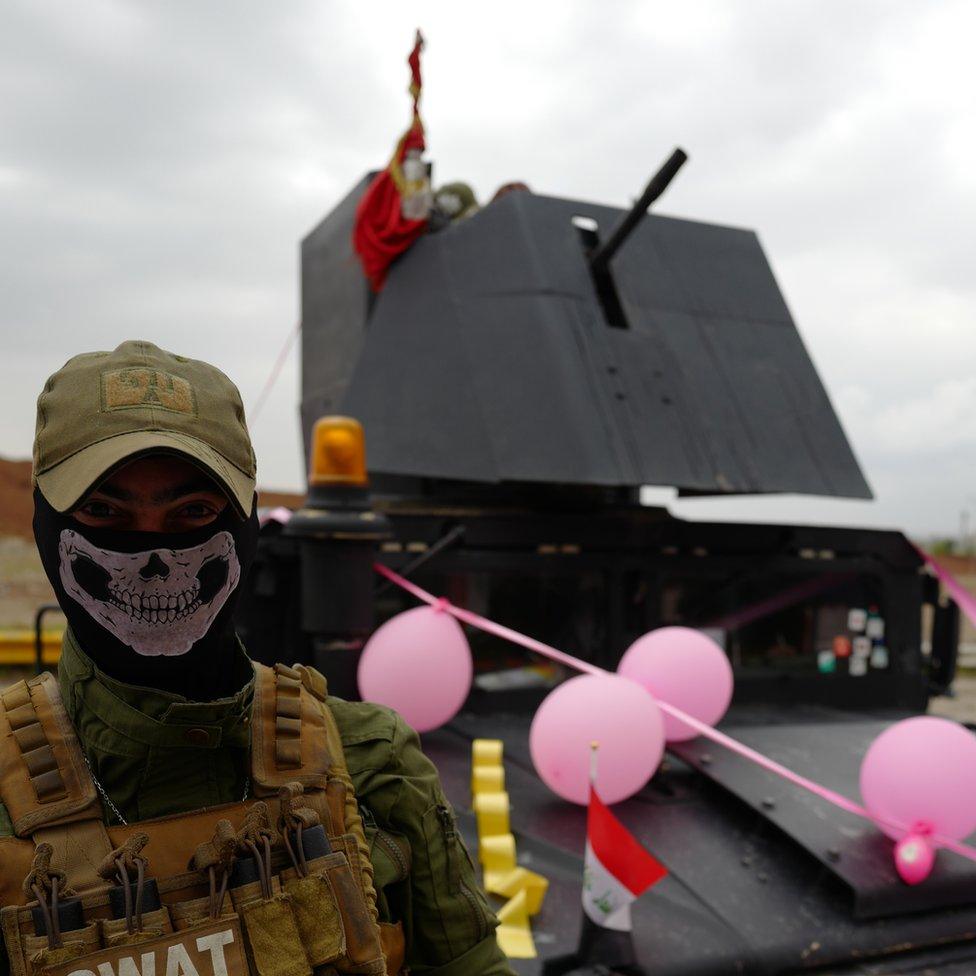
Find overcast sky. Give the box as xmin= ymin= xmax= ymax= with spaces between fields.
xmin=2 ymin=1 xmax=973 ymax=538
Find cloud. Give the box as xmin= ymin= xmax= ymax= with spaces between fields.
xmin=0 ymin=0 xmax=973 ymax=537
xmin=841 ymin=378 xmax=976 ymax=455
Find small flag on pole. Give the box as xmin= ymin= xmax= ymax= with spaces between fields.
xmin=583 ymin=742 xmax=667 ymax=932
xmin=583 ymin=786 xmax=667 ymax=931
xmin=544 ymin=743 xmax=666 ymax=975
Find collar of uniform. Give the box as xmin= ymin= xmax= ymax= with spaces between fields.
xmin=58 ymin=628 xmax=254 ymax=751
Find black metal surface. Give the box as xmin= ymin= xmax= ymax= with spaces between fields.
xmin=671 ymin=720 xmax=976 ymax=919
xmin=301 ymin=181 xmax=871 ymax=500
xmin=238 ymin=506 xmax=930 ymax=714
xmin=425 ymin=714 xmax=976 ymax=976
xmin=283 ymin=485 xmax=391 ymax=638
xmin=387 ymin=509 xmax=927 ymax=714
xmin=300 ymin=175 xmax=373 ymax=443
xmin=930 ymin=598 xmax=961 ymax=696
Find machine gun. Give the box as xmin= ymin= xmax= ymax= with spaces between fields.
xmin=580 ymin=147 xmax=688 ymax=332
xmin=588 ymin=147 xmax=688 ymax=277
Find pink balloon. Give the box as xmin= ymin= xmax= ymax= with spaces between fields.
xmin=358 ymin=606 xmax=472 ymax=732
xmin=529 ymin=674 xmax=664 ymax=805
xmin=618 ymin=627 xmax=734 ymax=742
xmin=860 ymin=716 xmax=976 ymax=842
xmin=894 ymin=833 xmax=936 ymax=885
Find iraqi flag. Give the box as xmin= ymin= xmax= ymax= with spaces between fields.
xmin=544 ymin=785 xmax=667 ymax=974
xmin=583 ymin=786 xmax=667 ymax=932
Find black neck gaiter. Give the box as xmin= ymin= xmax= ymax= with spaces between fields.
xmin=33 ymin=489 xmax=259 ymax=699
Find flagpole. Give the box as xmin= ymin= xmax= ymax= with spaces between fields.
xmin=568 ymin=739 xmax=663 ymax=975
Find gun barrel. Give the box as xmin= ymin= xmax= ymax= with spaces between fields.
xmin=589 ymin=148 xmax=688 ymax=275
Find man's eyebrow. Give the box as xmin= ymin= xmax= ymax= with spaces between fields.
xmin=93 ymin=484 xmax=134 ymax=502
xmin=151 ymin=480 xmax=224 ymax=504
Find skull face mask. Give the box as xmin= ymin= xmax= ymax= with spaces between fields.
xmin=33 ymin=488 xmax=259 ymax=695
xmin=58 ymin=529 xmax=241 ymax=656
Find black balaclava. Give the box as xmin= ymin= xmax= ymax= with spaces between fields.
xmin=33 ymin=488 xmax=259 ymax=699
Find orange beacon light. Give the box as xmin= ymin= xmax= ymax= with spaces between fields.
xmin=284 ymin=415 xmax=390 ymax=698
xmin=308 ymin=416 xmax=368 ymax=487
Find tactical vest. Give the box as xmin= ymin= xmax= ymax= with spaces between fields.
xmin=0 ymin=663 xmax=406 ymax=976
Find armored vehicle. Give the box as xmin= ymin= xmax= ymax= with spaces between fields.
xmin=236 ymin=152 xmax=969 ymax=975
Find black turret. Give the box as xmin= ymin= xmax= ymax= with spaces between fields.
xmin=300 ymin=155 xmax=871 ymax=504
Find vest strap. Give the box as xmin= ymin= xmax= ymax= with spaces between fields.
xmin=249 ymin=663 xmax=334 ymax=794
xmin=251 ymin=662 xmax=381 ymax=926
xmin=0 ymin=674 xmax=103 ymax=837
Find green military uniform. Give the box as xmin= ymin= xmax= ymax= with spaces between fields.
xmin=0 ymin=633 xmax=514 ymax=975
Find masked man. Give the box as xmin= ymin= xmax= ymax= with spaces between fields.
xmin=0 ymin=341 xmax=513 ymax=976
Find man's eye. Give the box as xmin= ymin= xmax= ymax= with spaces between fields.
xmin=178 ymin=502 xmax=217 ymax=518
xmin=79 ymin=501 xmax=117 ymax=518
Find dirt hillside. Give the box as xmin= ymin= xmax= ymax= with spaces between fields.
xmin=257 ymin=489 xmax=305 ymax=510
xmin=0 ymin=458 xmax=37 ymax=539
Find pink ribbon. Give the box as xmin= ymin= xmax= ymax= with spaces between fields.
xmin=374 ymin=562 xmax=976 ymax=867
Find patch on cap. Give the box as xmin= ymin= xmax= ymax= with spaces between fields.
xmin=101 ymin=368 xmax=196 ymax=416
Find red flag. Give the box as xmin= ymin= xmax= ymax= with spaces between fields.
xmin=583 ymin=785 xmax=667 ymax=931
xmin=353 ymin=31 xmax=430 ymax=291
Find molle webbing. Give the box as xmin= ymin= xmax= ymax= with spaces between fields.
xmin=0 ymin=674 xmax=102 ymax=836
xmin=3 ymin=684 xmax=64 ymax=803
xmin=274 ymin=666 xmax=303 ymax=770
xmin=0 ymin=665 xmax=344 ymax=832
xmin=263 ymin=663 xmax=381 ymax=925
xmin=250 ymin=664 xmax=332 ymax=792
xmin=0 ymin=664 xmax=388 ymax=976
xmin=0 ymin=663 xmax=386 ymax=965
xmin=0 ymin=793 xmax=341 ymax=909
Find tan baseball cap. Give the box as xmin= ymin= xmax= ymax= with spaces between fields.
xmin=33 ymin=340 xmax=257 ymax=518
